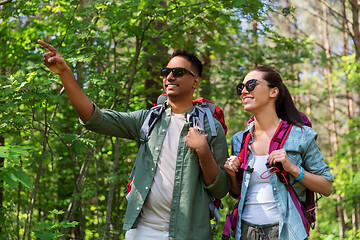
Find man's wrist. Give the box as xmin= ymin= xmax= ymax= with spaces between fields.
xmin=58 ymin=66 xmax=73 ymax=77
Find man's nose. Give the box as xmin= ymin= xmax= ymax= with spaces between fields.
xmin=165 ymin=71 xmax=175 ymax=80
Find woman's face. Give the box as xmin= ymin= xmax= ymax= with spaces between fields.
xmin=240 ymin=70 xmax=276 ymax=113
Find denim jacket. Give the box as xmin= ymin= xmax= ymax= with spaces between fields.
xmin=231 ymin=120 xmax=334 ymax=240
xmin=82 ymin=102 xmax=231 ymax=240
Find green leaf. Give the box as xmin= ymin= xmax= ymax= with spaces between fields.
xmin=6 ymin=166 xmax=32 ymax=189
xmin=34 ymin=232 xmax=63 ymax=240
xmin=50 ymin=209 xmax=65 ymax=215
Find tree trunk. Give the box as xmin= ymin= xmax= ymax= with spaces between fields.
xmin=124 ymin=20 xmax=153 ymax=109
xmin=200 ymin=51 xmax=212 ymax=99
xmin=252 ymin=20 xmax=258 ymax=67
xmin=104 ymin=138 xmax=120 ymax=240
xmin=285 ymin=0 xmax=300 ymax=105
xmin=144 ymin=13 xmax=168 ymax=108
xmin=303 ymin=66 xmax=311 ymax=116
xmin=341 ymin=1 xmax=351 ymax=237
xmin=321 ymin=3 xmax=338 ymax=156
xmin=350 ymin=0 xmax=360 ymax=59
xmin=103 ymin=18 xmax=152 ymax=240
xmin=60 ymin=152 xmax=93 ymax=239
xmin=0 ymin=136 xmax=4 ymax=234
xmin=23 ymin=100 xmax=52 ymax=239
xmin=346 ymin=0 xmax=360 ymax=236
xmin=337 ymin=194 xmax=346 ymax=238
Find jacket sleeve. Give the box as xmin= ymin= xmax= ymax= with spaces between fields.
xmin=80 ymin=103 xmax=148 ymax=142
xmin=300 ymin=126 xmax=334 ymax=182
xmin=204 ymin=119 xmax=231 ymax=199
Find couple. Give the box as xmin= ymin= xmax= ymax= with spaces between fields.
xmin=39 ymin=40 xmax=334 ymax=240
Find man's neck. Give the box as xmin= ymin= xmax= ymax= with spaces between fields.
xmin=167 ymin=97 xmax=193 ymax=114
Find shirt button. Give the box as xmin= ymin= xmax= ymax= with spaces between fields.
xmin=162 ymin=129 xmax=166 ymax=133
xmin=136 ymin=207 xmax=140 ymax=211
xmin=151 ymin=168 xmax=154 ymax=171
xmin=155 ymin=147 xmax=159 ymax=151
xmin=145 ymin=187 xmax=149 ymax=190
xmin=273 ymin=188 xmax=277 ymax=191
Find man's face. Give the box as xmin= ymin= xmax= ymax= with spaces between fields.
xmin=162 ymin=56 xmax=199 ymax=99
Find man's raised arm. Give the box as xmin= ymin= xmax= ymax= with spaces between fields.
xmin=38 ymin=40 xmax=94 ymax=122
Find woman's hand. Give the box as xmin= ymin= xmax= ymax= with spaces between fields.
xmin=225 ymin=155 xmax=241 ymax=195
xmin=224 ymin=155 xmax=240 ymax=177
xmin=268 ymin=149 xmax=333 ymax=196
xmin=268 ymin=149 xmax=297 ymax=173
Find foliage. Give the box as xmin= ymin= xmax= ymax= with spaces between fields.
xmin=0 ymin=0 xmax=358 ymax=239
xmin=0 ymin=146 xmax=32 ymax=189
xmin=33 ymin=210 xmax=78 ymax=240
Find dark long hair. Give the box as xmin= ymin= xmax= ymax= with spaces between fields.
xmin=249 ymin=66 xmax=305 ymax=127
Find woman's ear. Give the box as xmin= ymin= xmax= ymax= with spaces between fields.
xmin=270 ymin=87 xmax=279 ymax=98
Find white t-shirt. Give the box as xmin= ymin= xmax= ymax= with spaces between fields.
xmin=241 ymin=155 xmax=280 ymax=225
xmin=137 ymin=112 xmax=186 ymax=231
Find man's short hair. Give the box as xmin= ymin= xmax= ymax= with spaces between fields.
xmin=171 ymin=50 xmax=203 ymax=77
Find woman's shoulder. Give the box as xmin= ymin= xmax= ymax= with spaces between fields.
xmin=231 ymin=127 xmax=251 ymax=146
xmin=289 ymin=124 xmax=318 ymax=141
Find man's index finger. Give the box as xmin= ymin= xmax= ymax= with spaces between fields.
xmin=38 ymin=40 xmax=57 ymax=52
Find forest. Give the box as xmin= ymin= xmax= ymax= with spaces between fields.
xmin=0 ymin=0 xmax=359 ymax=239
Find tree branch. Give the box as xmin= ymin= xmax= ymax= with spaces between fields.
xmin=0 ymin=0 xmax=11 ymax=6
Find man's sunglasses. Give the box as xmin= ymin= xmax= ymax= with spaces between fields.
xmin=237 ymin=79 xmax=258 ymax=95
xmin=160 ymin=67 xmax=197 ymax=78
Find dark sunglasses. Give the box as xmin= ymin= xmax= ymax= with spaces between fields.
xmin=237 ymin=79 xmax=258 ymax=95
xmin=160 ymin=67 xmax=197 ymax=78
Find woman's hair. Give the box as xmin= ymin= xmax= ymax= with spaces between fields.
xmin=249 ymin=66 xmax=305 ymax=127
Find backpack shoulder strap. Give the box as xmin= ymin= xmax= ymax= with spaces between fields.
xmin=222 ymin=130 xmax=253 ymax=239
xmin=139 ymin=94 xmax=167 ymax=142
xmin=235 ymin=131 xmax=254 ymax=187
xmin=190 ymin=102 xmax=217 ymax=136
xmin=139 ymin=104 xmax=165 ymax=143
xmin=268 ymin=121 xmax=314 ymax=234
xmin=266 ymin=120 xmax=293 ymax=184
xmin=131 ymin=102 xmax=165 ymax=178
xmin=269 ymin=120 xmax=292 ymax=153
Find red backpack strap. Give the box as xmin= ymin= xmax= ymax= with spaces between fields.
xmin=236 ymin=132 xmax=254 ymax=182
xmin=268 ymin=120 xmax=315 ymax=236
xmin=269 ymin=120 xmax=292 ymax=153
xmin=285 ymin=181 xmax=312 ymax=235
xmin=261 ymin=121 xmax=293 ymax=184
xmin=222 ymin=131 xmax=253 ymax=239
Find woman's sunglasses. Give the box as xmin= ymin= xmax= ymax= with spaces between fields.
xmin=160 ymin=67 xmax=197 ymax=78
xmin=237 ymin=79 xmax=258 ymax=95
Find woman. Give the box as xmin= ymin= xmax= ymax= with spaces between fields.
xmin=224 ymin=66 xmax=334 ymax=240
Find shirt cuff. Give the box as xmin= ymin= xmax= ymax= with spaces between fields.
xmin=79 ymin=103 xmax=102 ymax=127
xmin=204 ymin=168 xmax=230 ymax=199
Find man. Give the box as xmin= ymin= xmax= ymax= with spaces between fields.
xmin=38 ymin=40 xmax=230 ymax=239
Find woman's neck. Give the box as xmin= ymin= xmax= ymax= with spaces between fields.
xmin=253 ymin=110 xmax=280 ymax=135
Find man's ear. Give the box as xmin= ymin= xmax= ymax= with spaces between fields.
xmin=193 ymin=77 xmax=201 ymax=89
xmin=270 ymin=87 xmax=279 ymax=98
